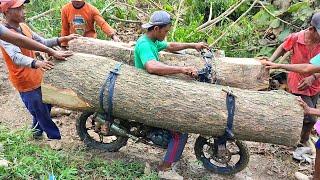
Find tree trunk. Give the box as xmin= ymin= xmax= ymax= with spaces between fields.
xmin=42 ymin=53 xmax=303 ymax=146
xmin=68 ymin=38 xmax=269 ymax=90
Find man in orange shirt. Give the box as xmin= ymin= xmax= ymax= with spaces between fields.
xmin=61 ymin=0 xmax=121 ymax=48
xmin=0 ymin=0 xmax=78 ymax=150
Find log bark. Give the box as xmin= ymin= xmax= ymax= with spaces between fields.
xmin=43 ymin=53 xmax=303 ymax=146
xmin=68 ymin=37 xmax=269 ymax=90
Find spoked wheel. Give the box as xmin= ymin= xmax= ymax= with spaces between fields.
xmin=76 ymin=112 xmax=128 ymax=152
xmin=194 ymin=136 xmax=250 ymax=175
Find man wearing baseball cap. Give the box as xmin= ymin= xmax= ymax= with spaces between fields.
xmin=0 ymin=0 xmax=79 ymax=150
xmin=60 ymin=0 xmax=120 ymax=48
xmin=261 ymin=12 xmax=320 ymax=153
xmin=0 ymin=1 xmax=71 ymax=59
xmin=261 ymin=56 xmax=320 ymax=180
xmin=134 ymin=10 xmax=208 ymax=179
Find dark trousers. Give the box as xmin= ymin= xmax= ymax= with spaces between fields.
xmin=20 ymin=87 xmax=61 ymax=139
xmin=299 ymin=94 xmax=319 ymax=143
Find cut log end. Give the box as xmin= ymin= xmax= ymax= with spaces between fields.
xmin=42 ymin=84 xmax=92 ymax=111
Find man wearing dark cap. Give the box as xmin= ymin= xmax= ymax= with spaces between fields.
xmin=261 ymin=55 xmax=320 ymax=180
xmin=134 ymin=10 xmax=208 ymax=179
xmin=262 ymin=12 xmax=320 ymax=149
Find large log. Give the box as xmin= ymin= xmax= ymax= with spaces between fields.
xmin=68 ymin=38 xmax=269 ymax=90
xmin=42 ymin=53 xmax=303 ymax=146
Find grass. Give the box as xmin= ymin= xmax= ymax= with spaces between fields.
xmin=0 ymin=127 xmax=158 ymax=179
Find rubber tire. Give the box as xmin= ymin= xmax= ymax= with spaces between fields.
xmin=194 ymin=136 xmax=250 ymax=175
xmin=76 ymin=111 xmax=128 ymax=152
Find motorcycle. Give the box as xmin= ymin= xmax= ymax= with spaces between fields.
xmin=76 ymin=50 xmax=250 ymax=175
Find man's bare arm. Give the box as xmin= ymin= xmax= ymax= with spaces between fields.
xmin=145 ymin=60 xmax=196 ymax=77
xmin=166 ymin=42 xmax=208 ymax=52
xmin=269 ymin=43 xmax=287 ymax=62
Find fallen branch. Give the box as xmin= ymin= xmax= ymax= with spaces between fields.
xmin=26 ymin=9 xmax=55 ymax=22
xmin=100 ymin=0 xmax=117 ymax=15
xmin=258 ymin=1 xmax=301 ymax=30
xmin=106 ymin=15 xmax=142 ymax=24
xmin=171 ymin=0 xmax=184 ymax=39
xmin=197 ymin=0 xmax=247 ymax=31
xmin=146 ymin=0 xmax=183 ymax=22
xmin=208 ymin=2 xmax=213 ymax=21
xmin=115 ymin=2 xmax=148 ymax=16
xmin=209 ymin=0 xmax=259 ymax=47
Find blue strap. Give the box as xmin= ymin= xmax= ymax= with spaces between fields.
xmin=217 ymin=93 xmax=235 ymax=145
xmin=225 ymin=93 xmax=235 ymax=139
xmin=99 ymin=63 xmax=122 ymax=123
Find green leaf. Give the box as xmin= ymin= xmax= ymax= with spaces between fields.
xmin=257 ymin=47 xmax=276 ymax=57
xmin=163 ymin=4 xmax=174 ymax=12
xmin=278 ymin=28 xmax=291 ymax=42
xmin=270 ymin=19 xmax=281 ymax=28
xmin=207 ymin=36 xmax=214 ymax=45
xmin=287 ymin=2 xmax=310 ymax=13
xmin=253 ymin=10 xmax=271 ymax=26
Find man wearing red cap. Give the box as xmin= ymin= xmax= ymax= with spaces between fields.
xmin=0 ymin=0 xmax=79 ymax=150
xmin=0 ymin=3 xmax=72 ymax=59
xmin=60 ymin=0 xmax=120 ymax=48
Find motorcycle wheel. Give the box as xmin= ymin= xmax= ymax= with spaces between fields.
xmin=76 ymin=111 xmax=128 ymax=152
xmin=194 ymin=136 xmax=249 ymax=175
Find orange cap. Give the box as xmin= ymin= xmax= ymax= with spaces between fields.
xmin=0 ymin=0 xmax=29 ymax=13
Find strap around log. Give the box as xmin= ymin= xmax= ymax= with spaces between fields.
xmin=217 ymin=90 xmax=236 ymax=145
xmin=99 ymin=63 xmax=123 ymax=123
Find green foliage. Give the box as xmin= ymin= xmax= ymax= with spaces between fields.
xmin=0 ymin=127 xmax=158 ymax=179
xmin=26 ymin=0 xmax=116 ymax=39
xmin=24 ymin=0 xmax=319 ymax=58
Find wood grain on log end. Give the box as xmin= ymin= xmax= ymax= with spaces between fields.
xmin=42 ymin=84 xmax=92 ymax=111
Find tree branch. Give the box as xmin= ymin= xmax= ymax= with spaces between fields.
xmin=26 ymin=9 xmax=55 ymax=22
xmin=258 ymin=1 xmax=302 ymax=30
xmin=209 ymin=0 xmax=259 ymax=47
xmin=171 ymin=0 xmax=184 ymax=39
xmin=106 ymin=16 xmax=142 ymax=24
xmin=197 ymin=0 xmax=247 ymax=31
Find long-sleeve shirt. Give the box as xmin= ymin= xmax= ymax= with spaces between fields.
xmin=0 ymin=27 xmax=59 ymax=67
xmin=0 ymin=25 xmax=7 ymax=35
xmin=0 ymin=23 xmax=53 ymax=92
xmin=61 ymin=2 xmax=115 ymax=46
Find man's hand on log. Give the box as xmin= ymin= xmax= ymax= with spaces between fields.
xmin=60 ymin=34 xmax=81 ymax=43
xmin=257 ymin=56 xmax=270 ymax=61
xmin=298 ymin=97 xmax=320 ymax=116
xmin=193 ymin=42 xmax=209 ymax=51
xmin=260 ymin=60 xmax=280 ymax=69
xmin=112 ymin=35 xmax=122 ymax=42
xmin=182 ymin=66 xmax=198 ymax=78
xmin=297 ymin=97 xmax=312 ymax=115
xmin=298 ymin=75 xmax=316 ymax=91
xmin=48 ymin=50 xmax=73 ymax=60
xmin=35 ymin=60 xmax=55 ymax=71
